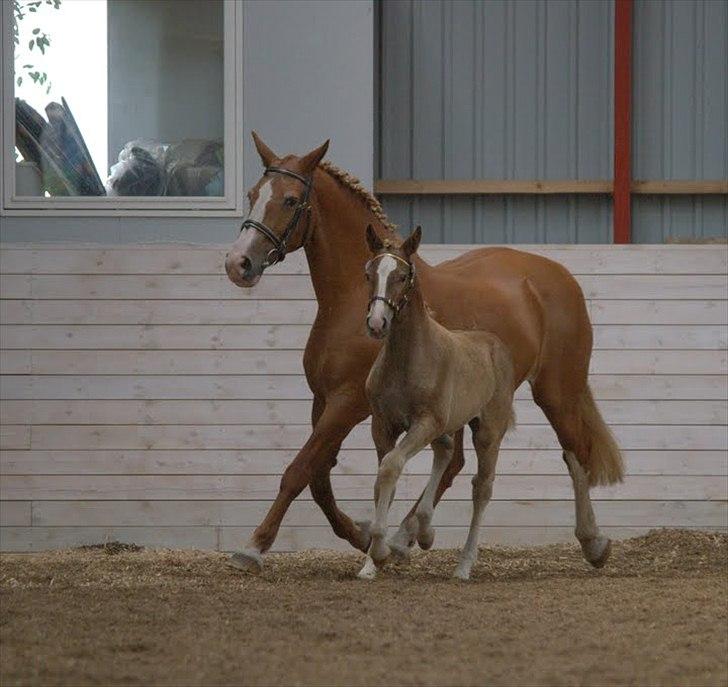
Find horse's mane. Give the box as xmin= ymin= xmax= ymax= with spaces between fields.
xmin=318 ymin=160 xmax=398 ymax=236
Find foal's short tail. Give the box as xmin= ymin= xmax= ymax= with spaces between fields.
xmin=579 ymin=385 xmax=624 ymax=487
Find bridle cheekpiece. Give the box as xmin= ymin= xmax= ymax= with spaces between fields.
xmin=366 ymin=252 xmax=416 ymax=316
xmin=240 ymin=166 xmax=312 ymax=266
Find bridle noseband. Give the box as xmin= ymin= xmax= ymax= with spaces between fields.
xmin=240 ymin=166 xmax=312 ymax=266
xmin=366 ymin=252 xmax=416 ymax=317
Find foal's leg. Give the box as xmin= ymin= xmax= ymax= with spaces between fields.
xmin=389 ymin=430 xmax=464 ymax=555
xmin=562 ymin=450 xmax=611 ymax=567
xmin=369 ymin=417 xmax=439 ymax=565
xmin=358 ymin=415 xmax=398 ymax=580
xmin=412 ymin=435 xmax=454 ymax=550
xmin=454 ymin=427 xmax=501 ymax=581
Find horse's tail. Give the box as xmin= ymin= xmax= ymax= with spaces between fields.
xmin=578 ymin=385 xmax=624 ymax=487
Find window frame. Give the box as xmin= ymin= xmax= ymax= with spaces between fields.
xmin=0 ymin=0 xmax=244 ymax=217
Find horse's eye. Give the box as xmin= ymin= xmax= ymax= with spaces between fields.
xmin=284 ymin=196 xmax=298 ymax=208
xmin=365 ymin=272 xmax=370 ymax=281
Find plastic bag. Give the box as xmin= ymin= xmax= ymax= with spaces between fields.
xmin=105 ymin=140 xmax=168 ymax=196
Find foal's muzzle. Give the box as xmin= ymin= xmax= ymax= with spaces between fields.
xmin=366 ymin=307 xmax=390 ymax=339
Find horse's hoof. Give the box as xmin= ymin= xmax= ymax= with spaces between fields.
xmin=583 ymin=537 xmax=612 ymax=569
xmin=227 ymin=549 xmax=263 ymax=574
xmin=387 ymin=540 xmax=412 ymax=563
xmin=357 ymin=556 xmax=377 ymax=580
xmin=417 ymin=525 xmax=435 ymax=550
xmin=453 ymin=567 xmax=471 ymax=582
xmin=369 ymin=541 xmax=391 ymax=566
xmin=354 ymin=520 xmax=372 ymax=552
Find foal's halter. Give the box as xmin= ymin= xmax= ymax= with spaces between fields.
xmin=366 ymin=252 xmax=417 ymax=316
xmin=240 ymin=166 xmax=312 ymax=266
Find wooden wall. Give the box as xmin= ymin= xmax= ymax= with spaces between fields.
xmin=1 ymin=244 xmax=726 ymax=552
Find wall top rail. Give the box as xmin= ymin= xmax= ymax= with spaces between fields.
xmin=374 ymin=179 xmax=728 ymax=196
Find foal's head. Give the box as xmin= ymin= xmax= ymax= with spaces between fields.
xmin=225 ymin=132 xmax=329 ymax=287
xmin=364 ymin=224 xmax=422 ymax=339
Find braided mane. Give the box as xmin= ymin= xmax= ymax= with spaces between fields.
xmin=318 ymin=160 xmax=398 ymax=236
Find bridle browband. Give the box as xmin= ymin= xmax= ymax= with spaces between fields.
xmin=366 ymin=252 xmax=416 ymax=316
xmin=240 ymin=166 xmax=313 ymax=266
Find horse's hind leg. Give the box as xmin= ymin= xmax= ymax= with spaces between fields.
xmin=562 ymin=450 xmax=611 ymax=568
xmin=454 ymin=422 xmax=501 ymax=581
xmin=535 ymin=389 xmax=612 ymax=568
xmin=411 ymin=435 xmax=454 ymax=551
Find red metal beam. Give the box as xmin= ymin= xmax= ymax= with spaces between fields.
xmin=613 ymin=0 xmax=633 ymax=243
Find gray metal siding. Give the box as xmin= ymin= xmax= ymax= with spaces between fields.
xmin=378 ymin=0 xmax=614 ymax=243
xmin=632 ymin=0 xmax=728 ymax=241
xmin=377 ymin=0 xmax=728 ymax=244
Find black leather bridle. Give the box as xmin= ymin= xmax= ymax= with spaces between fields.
xmin=240 ymin=166 xmax=312 ymax=266
xmin=366 ymin=252 xmax=417 ymax=316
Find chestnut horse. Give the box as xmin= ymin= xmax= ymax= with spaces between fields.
xmin=225 ymin=134 xmax=623 ymax=573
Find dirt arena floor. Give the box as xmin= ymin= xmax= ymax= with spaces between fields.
xmin=1 ymin=529 xmax=726 ymax=687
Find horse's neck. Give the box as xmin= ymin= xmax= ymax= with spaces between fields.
xmin=303 ymin=171 xmax=391 ymax=305
xmin=382 ymin=282 xmax=435 ymax=364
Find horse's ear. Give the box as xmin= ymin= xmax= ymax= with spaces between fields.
xmin=366 ymin=224 xmax=384 ymax=253
xmin=299 ymin=139 xmax=330 ymax=174
xmin=402 ymin=225 xmax=422 ymax=257
xmin=251 ymin=131 xmax=277 ymax=168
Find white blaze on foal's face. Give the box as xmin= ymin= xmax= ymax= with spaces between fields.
xmin=366 ymin=253 xmax=407 ymax=339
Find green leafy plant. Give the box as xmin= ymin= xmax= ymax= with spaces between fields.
xmin=13 ymin=0 xmax=62 ymax=94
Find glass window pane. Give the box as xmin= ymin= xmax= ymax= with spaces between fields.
xmin=13 ymin=0 xmax=224 ymax=198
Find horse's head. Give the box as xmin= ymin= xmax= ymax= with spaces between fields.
xmin=364 ymin=224 xmax=422 ymax=339
xmin=226 ymin=132 xmax=329 ymax=287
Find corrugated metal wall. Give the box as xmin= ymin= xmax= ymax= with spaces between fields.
xmin=632 ymin=0 xmax=728 ymax=241
xmin=377 ymin=0 xmax=728 ymax=244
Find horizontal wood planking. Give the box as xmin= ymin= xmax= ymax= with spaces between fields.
xmin=1 ymin=399 xmax=724 ymax=426
xmin=2 ymin=244 xmax=726 ymax=275
xmin=2 ymin=474 xmax=725 ymax=501
xmin=28 ymin=500 xmax=727 ymax=528
xmin=2 ymin=274 xmax=727 ymax=300
xmin=0 ymin=501 xmax=31 ymax=526
xmin=2 ymin=374 xmax=726 ymax=400
xmin=373 ymin=179 xmax=728 ymax=196
xmin=2 ymin=324 xmax=725 ymax=349
xmin=1 ymin=424 xmax=725 ymax=453
xmin=2 ymin=349 xmax=725 ymax=376
xmin=1 ymin=450 xmax=725 ymax=477
xmin=374 ymin=179 xmax=615 ymax=194
xmin=3 ymin=299 xmax=726 ymax=325
xmin=1 ymin=244 xmax=726 ymax=551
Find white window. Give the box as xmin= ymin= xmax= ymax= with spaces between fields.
xmin=1 ymin=0 xmax=243 ymax=216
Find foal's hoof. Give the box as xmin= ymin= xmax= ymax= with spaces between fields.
xmin=387 ymin=540 xmax=412 ymax=563
xmin=357 ymin=557 xmax=378 ymax=580
xmin=228 ymin=549 xmax=264 ymax=574
xmin=417 ymin=525 xmax=435 ymax=550
xmin=369 ymin=541 xmax=392 ymax=566
xmin=354 ymin=520 xmax=372 ymax=553
xmin=583 ymin=537 xmax=612 ymax=569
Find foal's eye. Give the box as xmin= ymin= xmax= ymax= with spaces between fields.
xmin=283 ymin=196 xmax=298 ymax=208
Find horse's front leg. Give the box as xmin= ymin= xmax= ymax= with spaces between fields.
xmin=228 ymin=397 xmax=367 ymax=573
xmin=389 ymin=428 xmax=465 ymax=556
xmin=369 ymin=416 xmax=440 ymax=566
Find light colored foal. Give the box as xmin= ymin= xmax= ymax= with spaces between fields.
xmin=358 ymin=225 xmax=515 ymax=581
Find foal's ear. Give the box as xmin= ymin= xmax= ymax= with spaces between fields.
xmin=402 ymin=225 xmax=422 ymax=257
xmin=299 ymin=139 xmax=330 ymax=174
xmin=366 ymin=224 xmax=384 ymax=253
xmin=251 ymin=131 xmax=278 ymax=168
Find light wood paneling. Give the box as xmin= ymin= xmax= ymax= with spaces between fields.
xmin=1 ymin=243 xmax=726 ymax=551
